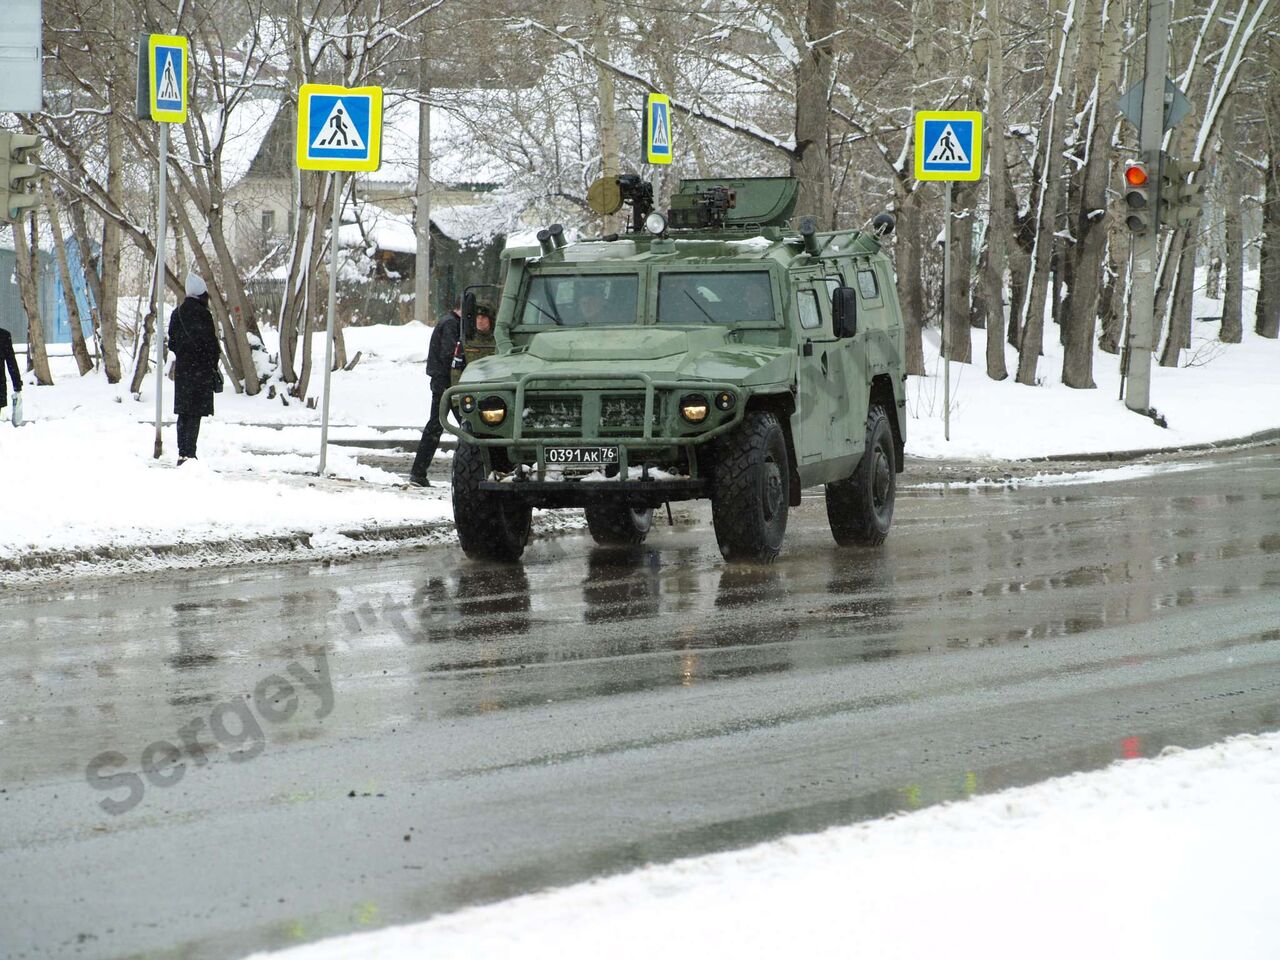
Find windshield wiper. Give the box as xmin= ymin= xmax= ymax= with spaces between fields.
xmin=683 ymin=289 xmax=718 ymax=324
xmin=525 ymin=299 xmax=563 ymax=326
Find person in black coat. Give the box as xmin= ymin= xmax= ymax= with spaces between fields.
xmin=168 ymin=273 xmax=221 ymax=464
xmin=0 ymin=327 xmax=21 ymax=413
xmin=409 ymin=304 xmax=463 ymax=486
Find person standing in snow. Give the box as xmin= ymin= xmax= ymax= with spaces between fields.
xmin=409 ymin=300 xmax=464 ymax=487
xmin=0 ymin=326 xmax=21 ymax=418
xmin=168 ymin=273 xmax=222 ymax=464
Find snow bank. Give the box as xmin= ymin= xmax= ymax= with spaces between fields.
xmin=908 ymin=273 xmax=1280 ymax=459
xmin=0 ymin=323 xmax=451 ymax=567
xmin=243 ymin=731 xmax=1280 ymax=960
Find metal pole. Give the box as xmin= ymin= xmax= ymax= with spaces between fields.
xmin=942 ymin=182 xmax=951 ymax=442
xmin=152 ymin=122 xmax=169 ymax=459
xmin=414 ymin=65 xmax=431 ymax=325
xmin=1125 ymin=0 xmax=1169 ymax=414
xmin=318 ymin=170 xmax=342 ymax=476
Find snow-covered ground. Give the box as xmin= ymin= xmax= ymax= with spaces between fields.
xmin=908 ymin=275 xmax=1280 ymax=458
xmin=0 ymin=323 xmax=453 ymax=574
xmin=244 ymin=731 xmax=1280 ymax=960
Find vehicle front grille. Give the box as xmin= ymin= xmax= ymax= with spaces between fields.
xmin=600 ymin=394 xmax=662 ymax=436
xmin=522 ymin=396 xmax=582 ymax=436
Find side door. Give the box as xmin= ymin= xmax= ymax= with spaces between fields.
xmin=793 ymin=280 xmax=836 ymax=465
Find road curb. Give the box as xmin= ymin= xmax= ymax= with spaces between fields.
xmin=1027 ymin=427 xmax=1280 ymax=463
xmin=0 ymin=521 xmax=453 ymax=584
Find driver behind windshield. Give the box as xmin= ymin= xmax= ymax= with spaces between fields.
xmin=575 ymin=288 xmax=608 ymax=325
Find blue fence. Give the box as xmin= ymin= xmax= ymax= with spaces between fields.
xmin=0 ymin=239 xmax=96 ymax=345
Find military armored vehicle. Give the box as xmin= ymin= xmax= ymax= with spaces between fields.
xmin=441 ymin=175 xmax=906 ymax=563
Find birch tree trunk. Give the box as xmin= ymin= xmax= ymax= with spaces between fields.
xmin=44 ymin=180 xmax=93 ymax=376
xmin=1017 ymin=0 xmax=1079 ymax=386
xmin=793 ymin=0 xmax=836 ymax=223
xmin=1259 ymin=34 xmax=1280 ymax=339
xmin=593 ymin=0 xmax=621 ymax=235
xmin=946 ymin=177 xmax=976 ymax=364
xmin=1221 ymin=108 xmax=1244 ymax=343
xmin=13 ymin=216 xmax=52 ymax=385
xmin=1063 ymin=0 xmax=1121 ymax=388
xmin=981 ymin=0 xmax=1010 ymax=379
xmin=896 ymin=198 xmax=927 ymax=375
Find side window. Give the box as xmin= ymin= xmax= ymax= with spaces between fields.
xmin=857 ymin=268 xmax=880 ymax=301
xmin=825 ymin=277 xmax=841 ymax=304
xmin=797 ymin=290 xmax=821 ymax=330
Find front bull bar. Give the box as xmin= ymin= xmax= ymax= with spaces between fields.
xmin=439 ymin=371 xmax=748 ymax=480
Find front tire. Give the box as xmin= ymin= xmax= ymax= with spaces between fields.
xmin=826 ymin=404 xmax=896 ymax=546
xmin=585 ymin=503 xmax=653 ymax=544
xmin=711 ymin=411 xmax=790 ymax=563
xmin=452 ymin=442 xmax=532 ymax=562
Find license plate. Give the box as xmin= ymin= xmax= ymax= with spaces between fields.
xmin=545 ymin=446 xmax=619 ymax=466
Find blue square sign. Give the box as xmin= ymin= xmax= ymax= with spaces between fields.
xmin=914 ymin=111 xmax=983 ymax=182
xmin=297 ymin=84 xmax=383 ymax=172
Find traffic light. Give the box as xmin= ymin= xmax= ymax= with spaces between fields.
xmin=1159 ymin=156 xmax=1204 ymax=228
xmin=0 ymin=132 xmax=42 ymax=221
xmin=1122 ymin=160 xmax=1153 ymax=234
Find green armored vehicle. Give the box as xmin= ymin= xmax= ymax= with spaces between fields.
xmin=441 ymin=175 xmax=906 ymax=563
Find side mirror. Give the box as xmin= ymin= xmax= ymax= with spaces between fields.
xmin=461 ymin=291 xmax=477 ymax=336
xmin=832 ymin=286 xmax=858 ymax=338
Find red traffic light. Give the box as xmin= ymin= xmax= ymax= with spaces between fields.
xmin=1125 ymin=164 xmax=1149 ymax=187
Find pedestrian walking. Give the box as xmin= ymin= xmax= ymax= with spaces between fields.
xmin=409 ymin=302 xmax=464 ymax=487
xmin=1 ymin=326 xmax=22 ymax=424
xmin=168 ymin=273 xmax=222 ymax=464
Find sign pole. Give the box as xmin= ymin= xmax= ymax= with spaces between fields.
xmin=1124 ymin=0 xmax=1170 ymax=415
xmin=942 ymin=182 xmax=951 ymax=443
xmin=318 ymin=170 xmax=342 ymax=476
xmin=152 ymin=121 xmax=169 ymax=459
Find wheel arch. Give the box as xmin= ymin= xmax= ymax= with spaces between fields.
xmin=745 ymin=391 xmax=803 ymax=506
xmin=869 ymin=375 xmax=905 ymax=473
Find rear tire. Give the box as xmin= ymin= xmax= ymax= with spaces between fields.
xmin=711 ymin=411 xmax=790 ymax=563
xmin=452 ymin=442 xmax=532 ymax=562
xmin=585 ymin=503 xmax=653 ymax=544
xmin=826 ymin=404 xmax=896 ymax=546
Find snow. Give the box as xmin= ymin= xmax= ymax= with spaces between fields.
xmin=0 ymin=323 xmax=448 ymax=571
xmin=242 ymin=731 xmax=1280 ymax=960
xmin=908 ymin=272 xmax=1280 ymax=459
xmin=208 ymin=97 xmax=282 ymax=189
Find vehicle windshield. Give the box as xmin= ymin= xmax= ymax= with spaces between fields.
xmin=518 ymin=274 xmax=638 ymax=327
xmin=657 ymin=271 xmax=776 ymax=325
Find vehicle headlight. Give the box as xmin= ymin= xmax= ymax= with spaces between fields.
xmin=645 ymin=211 xmax=668 ymax=236
xmin=460 ymin=394 xmax=477 ymax=414
xmin=680 ymin=394 xmax=710 ymax=423
xmin=478 ymin=396 xmax=507 ymax=426
xmin=715 ymin=391 xmax=736 ymax=411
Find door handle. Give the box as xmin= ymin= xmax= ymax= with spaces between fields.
xmin=821 ymin=351 xmax=829 ymax=376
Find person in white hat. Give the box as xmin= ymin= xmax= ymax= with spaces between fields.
xmin=167 ymin=273 xmax=221 ymax=463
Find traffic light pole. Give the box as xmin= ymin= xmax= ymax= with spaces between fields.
xmin=152 ymin=122 xmax=169 ymax=458
xmin=1125 ymin=0 xmax=1170 ymax=415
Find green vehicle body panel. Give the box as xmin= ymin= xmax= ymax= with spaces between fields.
xmin=441 ymin=186 xmax=907 ymax=503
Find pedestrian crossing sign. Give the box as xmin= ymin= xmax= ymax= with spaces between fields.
xmin=644 ymin=93 xmax=673 ymax=165
xmin=147 ymin=35 xmax=188 ymax=123
xmin=296 ymin=84 xmax=383 ymax=172
xmin=914 ymin=111 xmax=983 ymax=181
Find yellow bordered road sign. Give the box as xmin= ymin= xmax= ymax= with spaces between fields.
xmin=296 ymin=84 xmax=383 ymax=172
xmin=148 ymin=34 xmax=188 ymax=123
xmin=644 ymin=93 xmax=673 ymax=165
xmin=914 ymin=111 xmax=983 ymax=181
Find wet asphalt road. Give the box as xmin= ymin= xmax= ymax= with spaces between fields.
xmin=2 ymin=445 xmax=1279 ymax=960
